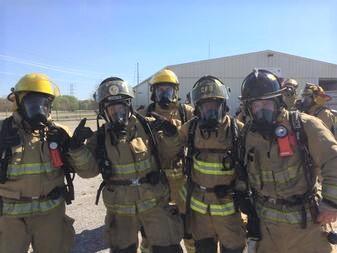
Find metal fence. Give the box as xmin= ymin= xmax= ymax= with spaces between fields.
xmin=0 ymin=110 xmax=97 ymax=121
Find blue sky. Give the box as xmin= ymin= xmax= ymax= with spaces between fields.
xmin=1 ymin=0 xmax=336 ymax=99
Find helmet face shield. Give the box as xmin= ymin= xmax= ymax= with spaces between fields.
xmin=301 ymin=95 xmax=313 ymax=110
xmin=155 ymin=84 xmax=175 ymax=106
xmin=198 ymin=100 xmax=224 ymax=130
xmin=250 ymin=99 xmax=277 ymax=126
xmin=282 ymin=86 xmax=297 ymax=109
xmin=21 ymin=93 xmax=52 ymax=129
xmin=104 ymin=101 xmax=130 ymax=127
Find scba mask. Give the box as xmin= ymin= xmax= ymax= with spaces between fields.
xmin=250 ymin=99 xmax=277 ymax=129
xmin=283 ymin=86 xmax=296 ymax=107
xmin=20 ymin=93 xmax=52 ymax=130
xmin=104 ymin=101 xmax=131 ymax=130
xmin=301 ymin=95 xmax=314 ymax=111
xmin=155 ymin=84 xmax=175 ymax=107
xmin=198 ymin=100 xmax=224 ymax=130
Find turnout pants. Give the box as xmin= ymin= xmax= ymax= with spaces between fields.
xmin=105 ymin=204 xmax=184 ymax=250
xmin=256 ymin=219 xmax=337 ymax=253
xmin=191 ymin=211 xmax=246 ymax=251
xmin=0 ymin=204 xmax=75 ymax=253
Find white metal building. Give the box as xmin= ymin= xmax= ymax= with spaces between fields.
xmin=134 ymin=50 xmax=337 ymax=112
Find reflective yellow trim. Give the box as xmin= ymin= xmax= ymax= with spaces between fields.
xmin=210 ymin=202 xmax=236 ymax=216
xmin=193 ymin=163 xmax=234 ymax=175
xmin=137 ymin=198 xmax=157 ymax=212
xmin=180 ymin=185 xmax=236 ymax=216
xmin=104 ymin=198 xmax=158 ymax=215
xmin=104 ymin=202 xmax=136 ymax=215
xmin=113 ymin=158 xmax=152 ymax=175
xmin=165 ymin=169 xmax=183 ymax=179
xmin=256 ymin=201 xmax=312 ymax=224
xmin=193 ymin=156 xmax=234 ymax=176
xmin=190 ymin=196 xmax=208 ymax=214
xmin=7 ymin=162 xmax=56 ymax=177
xmin=193 ymin=158 xmax=223 ymax=168
xmin=322 ymin=183 xmax=337 ymax=203
xmin=249 ymin=164 xmax=302 ymax=190
xmin=2 ymin=197 xmax=63 ymax=217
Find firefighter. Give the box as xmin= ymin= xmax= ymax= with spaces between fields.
xmin=140 ymin=69 xmax=194 ymax=252
xmin=240 ymin=69 xmax=337 ymax=253
xmin=178 ymin=76 xmax=246 ymax=253
xmin=280 ymin=78 xmax=299 ymax=110
xmin=301 ymin=83 xmax=337 ymax=137
xmin=68 ymin=77 xmax=184 ymax=253
xmin=0 ymin=73 xmax=79 ymax=253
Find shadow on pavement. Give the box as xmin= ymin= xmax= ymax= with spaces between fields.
xmin=72 ymin=225 xmax=109 ymax=253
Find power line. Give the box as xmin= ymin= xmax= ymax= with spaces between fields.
xmin=0 ymin=54 xmax=108 ymax=78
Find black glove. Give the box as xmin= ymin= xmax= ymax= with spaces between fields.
xmin=161 ymin=120 xmax=178 ymax=136
xmin=47 ymin=126 xmax=70 ymax=150
xmin=145 ymin=171 xmax=161 ymax=185
xmin=152 ymin=119 xmax=177 ymax=137
xmin=69 ymin=118 xmax=93 ymax=149
xmin=214 ymin=184 xmax=232 ymax=199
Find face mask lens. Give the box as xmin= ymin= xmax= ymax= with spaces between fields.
xmin=285 ymin=87 xmax=295 ymax=97
xmin=302 ymin=96 xmax=313 ymax=108
xmin=251 ymin=100 xmax=276 ymax=125
xmin=199 ymin=101 xmax=223 ymax=130
xmin=155 ymin=84 xmax=174 ymax=104
xmin=200 ymin=101 xmax=221 ymax=120
xmin=105 ymin=103 xmax=129 ymax=125
xmin=21 ymin=93 xmax=51 ymax=127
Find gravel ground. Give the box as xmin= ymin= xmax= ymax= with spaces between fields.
xmin=61 ymin=119 xmax=111 ymax=253
xmin=67 ymin=176 xmax=110 ymax=253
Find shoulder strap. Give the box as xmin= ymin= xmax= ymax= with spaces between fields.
xmin=0 ymin=116 xmax=18 ymax=184
xmin=314 ymin=106 xmax=326 ymax=117
xmin=134 ymin=112 xmax=163 ymax=171
xmin=146 ymin=103 xmax=156 ymax=117
xmin=178 ymin=103 xmax=188 ymax=124
xmin=229 ymin=117 xmax=249 ymax=181
xmin=96 ymin=124 xmax=113 ymax=180
xmin=46 ymin=121 xmax=75 ymax=204
xmin=0 ymin=116 xmax=15 ymax=147
xmin=289 ymin=111 xmax=315 ymax=190
xmin=184 ymin=117 xmax=198 ymax=177
xmin=230 ymin=117 xmax=239 ymax=152
xmin=95 ymin=123 xmax=114 ymax=204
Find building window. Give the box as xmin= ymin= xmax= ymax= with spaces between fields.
xmin=319 ymin=78 xmax=337 ymax=91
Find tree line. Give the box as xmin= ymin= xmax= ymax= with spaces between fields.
xmin=0 ymin=95 xmax=98 ymax=112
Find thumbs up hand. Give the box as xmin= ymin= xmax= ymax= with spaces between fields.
xmin=69 ymin=118 xmax=94 ymax=149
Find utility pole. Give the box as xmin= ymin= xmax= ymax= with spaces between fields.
xmin=137 ymin=62 xmax=140 ymax=85
xmin=208 ymin=40 xmax=211 ymax=59
xmin=69 ymin=83 xmax=75 ymax=96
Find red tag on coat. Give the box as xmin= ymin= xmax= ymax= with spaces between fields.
xmin=288 ymin=132 xmax=297 ymax=148
xmin=49 ymin=142 xmax=64 ymax=168
xmin=277 ymin=135 xmax=294 ymax=157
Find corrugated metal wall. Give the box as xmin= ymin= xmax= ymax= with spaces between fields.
xmin=134 ymin=50 xmax=337 ymax=114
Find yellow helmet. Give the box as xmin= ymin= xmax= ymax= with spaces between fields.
xmin=281 ymin=78 xmax=298 ymax=89
xmin=302 ymin=83 xmax=331 ymax=106
xmin=13 ymin=73 xmax=60 ymax=98
xmin=149 ymin=69 xmax=179 ymax=87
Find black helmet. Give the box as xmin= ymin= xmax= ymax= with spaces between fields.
xmin=240 ymin=69 xmax=285 ymax=136
xmin=192 ymin=75 xmax=229 ymax=105
xmin=94 ymin=77 xmax=135 ymax=129
xmin=240 ymin=69 xmax=283 ymax=102
xmin=94 ymin=77 xmax=134 ymax=105
xmin=192 ymin=76 xmax=229 ymax=131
